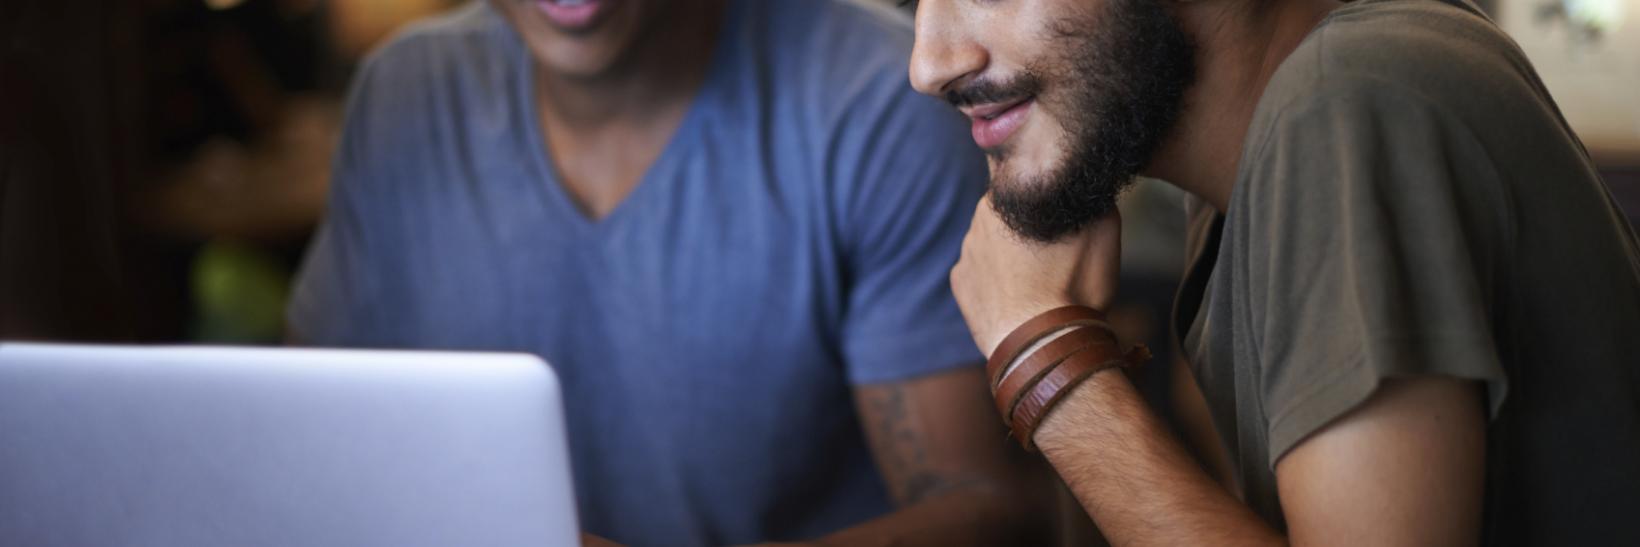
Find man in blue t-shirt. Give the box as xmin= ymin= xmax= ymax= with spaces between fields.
xmin=289 ymin=1 xmax=1043 ymax=545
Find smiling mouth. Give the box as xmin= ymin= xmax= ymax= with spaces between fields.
xmin=966 ymin=96 xmax=1035 ymax=151
xmin=532 ymin=0 xmax=613 ymax=33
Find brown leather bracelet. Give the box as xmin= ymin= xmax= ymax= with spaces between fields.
xmin=1009 ymin=343 xmax=1151 ymax=450
xmin=991 ymin=326 xmax=1116 ymax=424
xmin=985 ymin=305 xmax=1111 ymax=388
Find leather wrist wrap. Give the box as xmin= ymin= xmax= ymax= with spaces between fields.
xmin=985 ymin=305 xmax=1110 ymax=387
xmin=991 ymin=326 xmax=1114 ymax=424
xmin=1009 ymin=346 xmax=1133 ymax=450
xmin=986 ymin=305 xmax=1152 ymax=451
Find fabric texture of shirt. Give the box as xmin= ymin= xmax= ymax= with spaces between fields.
xmin=1174 ymin=0 xmax=1640 ymax=542
xmin=287 ymin=1 xmax=988 ymax=544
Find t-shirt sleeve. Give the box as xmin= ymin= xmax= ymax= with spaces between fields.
xmin=286 ymin=54 xmax=399 ymax=347
xmin=286 ymin=165 xmax=385 ymax=347
xmin=830 ymin=86 xmax=989 ymax=385
xmin=1243 ymin=86 xmax=1512 ymax=467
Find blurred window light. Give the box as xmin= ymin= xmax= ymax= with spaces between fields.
xmin=1502 ymin=0 xmax=1640 ymax=161
xmin=1566 ymin=0 xmax=1627 ymax=33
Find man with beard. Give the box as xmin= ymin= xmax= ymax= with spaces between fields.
xmin=906 ymin=0 xmax=1640 ymax=543
xmin=290 ymin=0 xmax=1050 ymax=545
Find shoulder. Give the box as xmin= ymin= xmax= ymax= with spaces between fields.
xmin=342 ymin=3 xmax=516 ymax=135
xmin=758 ymin=0 xmax=916 ymax=82
xmin=802 ymin=0 xmax=918 ymax=83
xmin=1229 ymin=3 xmax=1523 ymax=265
xmin=1240 ymin=0 xmax=1546 ymax=191
xmin=359 ymin=3 xmax=512 ymax=82
xmin=749 ymin=0 xmax=939 ymax=126
xmin=334 ymin=4 xmax=519 ymax=178
xmin=743 ymin=1 xmax=982 ymax=215
xmin=1258 ymin=0 xmax=1541 ymax=129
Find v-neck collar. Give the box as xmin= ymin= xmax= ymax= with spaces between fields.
xmin=509 ymin=1 xmax=742 ymax=233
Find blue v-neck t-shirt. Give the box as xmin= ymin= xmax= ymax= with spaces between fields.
xmin=288 ymin=1 xmax=988 ymax=544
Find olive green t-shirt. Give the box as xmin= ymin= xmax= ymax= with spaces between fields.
xmin=1173 ymin=0 xmax=1640 ymax=542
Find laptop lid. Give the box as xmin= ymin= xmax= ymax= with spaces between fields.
xmin=0 ymin=343 xmax=579 ymax=547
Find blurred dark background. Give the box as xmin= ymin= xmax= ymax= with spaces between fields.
xmin=1 ymin=0 xmax=460 ymax=343
xmin=1 ymin=0 xmax=1636 ymax=347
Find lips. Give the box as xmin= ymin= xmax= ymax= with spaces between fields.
xmin=965 ymin=97 xmax=1034 ymax=151
xmin=532 ymin=0 xmax=611 ymax=32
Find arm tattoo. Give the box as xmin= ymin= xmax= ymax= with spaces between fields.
xmin=861 ymin=385 xmax=983 ymax=505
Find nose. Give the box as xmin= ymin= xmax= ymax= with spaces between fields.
xmin=908 ymin=0 xmax=987 ymax=98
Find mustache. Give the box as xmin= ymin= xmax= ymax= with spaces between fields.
xmin=943 ymin=73 xmax=1044 ymax=109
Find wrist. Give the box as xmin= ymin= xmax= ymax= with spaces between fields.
xmin=984 ymin=305 xmax=1149 ymax=450
xmin=1031 ymin=366 xmax=1130 ymax=449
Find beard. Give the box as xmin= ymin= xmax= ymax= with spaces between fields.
xmin=950 ymin=0 xmax=1196 ymax=243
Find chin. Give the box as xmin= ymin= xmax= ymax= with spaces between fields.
xmin=537 ymin=47 xmax=623 ymax=78
xmin=497 ymin=0 xmax=642 ymax=80
xmin=989 ymin=139 xmax=1070 ymax=189
xmin=986 ymin=160 xmax=1051 ymax=195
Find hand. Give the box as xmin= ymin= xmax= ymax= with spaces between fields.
xmin=949 ymin=195 xmax=1122 ymax=358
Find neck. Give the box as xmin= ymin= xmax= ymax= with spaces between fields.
xmin=535 ymin=1 xmax=726 ymax=131
xmin=1144 ymin=0 xmax=1342 ymax=212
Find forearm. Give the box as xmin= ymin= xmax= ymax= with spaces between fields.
xmin=814 ymin=478 xmax=1051 ymax=547
xmin=833 ymin=368 xmax=1056 ymax=547
xmin=1033 ymin=368 xmax=1282 ymax=546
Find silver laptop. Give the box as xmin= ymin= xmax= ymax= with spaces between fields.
xmin=0 ymin=343 xmax=580 ymax=547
